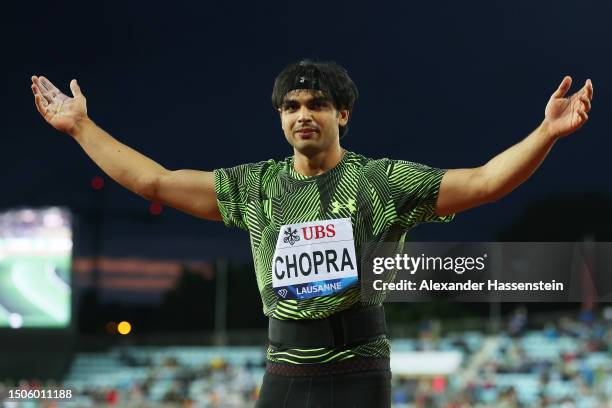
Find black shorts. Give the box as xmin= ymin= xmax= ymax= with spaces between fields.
xmin=255 ymin=363 xmax=391 ymax=408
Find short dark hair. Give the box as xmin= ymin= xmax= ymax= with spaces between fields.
xmin=272 ymin=59 xmax=359 ymax=138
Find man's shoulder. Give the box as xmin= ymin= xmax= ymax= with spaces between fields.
xmin=346 ymin=152 xmax=435 ymax=172
xmin=344 ymin=151 xmax=392 ymax=172
xmin=216 ymin=157 xmax=286 ymax=175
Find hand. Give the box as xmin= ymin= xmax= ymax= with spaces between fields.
xmin=543 ymin=76 xmax=593 ymax=139
xmin=31 ymin=76 xmax=88 ymax=135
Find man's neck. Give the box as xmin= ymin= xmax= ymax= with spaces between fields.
xmin=293 ymin=145 xmax=345 ymax=177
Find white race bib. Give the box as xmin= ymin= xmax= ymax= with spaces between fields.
xmin=271 ymin=218 xmax=358 ymax=300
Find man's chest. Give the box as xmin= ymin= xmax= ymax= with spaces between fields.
xmin=259 ymin=178 xmax=363 ymax=226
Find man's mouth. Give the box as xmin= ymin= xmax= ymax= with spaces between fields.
xmin=295 ymin=128 xmax=318 ymax=138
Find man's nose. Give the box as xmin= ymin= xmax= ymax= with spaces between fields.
xmin=297 ymin=106 xmax=313 ymax=122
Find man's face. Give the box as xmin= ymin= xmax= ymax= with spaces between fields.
xmin=279 ymin=90 xmax=349 ymax=156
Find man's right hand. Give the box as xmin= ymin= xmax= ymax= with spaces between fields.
xmin=31 ymin=76 xmax=88 ymax=135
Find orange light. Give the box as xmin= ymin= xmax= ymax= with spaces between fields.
xmin=117 ymin=321 xmax=132 ymax=335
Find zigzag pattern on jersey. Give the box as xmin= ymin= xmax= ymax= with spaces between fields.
xmin=365 ymin=159 xmax=401 ymax=236
xmin=245 ymin=161 xmax=282 ymax=248
xmin=214 ymin=151 xmax=452 ymax=364
xmin=388 ymin=160 xmax=450 ymax=228
xmin=214 ymin=162 xmax=254 ymax=230
xmin=266 ymin=336 xmax=390 ymax=364
xmin=255 ymin=224 xmax=282 ymax=314
xmin=273 ymin=286 xmax=361 ymax=320
xmin=267 ymin=345 xmax=356 ymax=364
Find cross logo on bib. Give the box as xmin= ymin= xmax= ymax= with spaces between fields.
xmin=283 ymin=227 xmax=300 ymax=246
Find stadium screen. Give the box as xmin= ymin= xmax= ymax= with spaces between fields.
xmin=0 ymin=207 xmax=72 ymax=329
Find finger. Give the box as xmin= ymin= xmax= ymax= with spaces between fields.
xmin=583 ymin=79 xmax=593 ymax=100
xmin=39 ymin=76 xmax=64 ymax=100
xmin=69 ymin=79 xmax=82 ymax=97
xmin=34 ymin=94 xmax=49 ymax=117
xmin=31 ymin=82 xmax=52 ymax=110
xmin=576 ymin=108 xmax=588 ymax=123
xmin=552 ymin=76 xmax=572 ymax=98
xmin=39 ymin=76 xmax=60 ymax=94
xmin=32 ymin=83 xmax=48 ymax=101
xmin=31 ymin=82 xmax=44 ymax=95
xmin=32 ymin=82 xmax=54 ymax=104
xmin=579 ymin=94 xmax=591 ymax=112
xmin=33 ymin=77 xmax=54 ymax=101
xmin=35 ymin=76 xmax=51 ymax=93
xmin=31 ymin=84 xmax=39 ymax=100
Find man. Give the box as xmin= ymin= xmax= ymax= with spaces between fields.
xmin=31 ymin=60 xmax=593 ymax=407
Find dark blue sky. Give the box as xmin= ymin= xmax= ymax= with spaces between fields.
xmin=3 ymin=0 xmax=611 ymax=260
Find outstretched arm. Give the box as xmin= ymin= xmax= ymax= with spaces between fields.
xmin=31 ymin=76 xmax=222 ymax=221
xmin=435 ymin=76 xmax=593 ymax=217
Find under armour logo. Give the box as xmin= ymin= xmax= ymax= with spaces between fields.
xmin=278 ymin=289 xmax=288 ymax=298
xmin=299 ymin=76 xmax=306 ymax=83
xmin=331 ymin=199 xmax=356 ymax=214
xmin=283 ymin=227 xmax=300 ymax=246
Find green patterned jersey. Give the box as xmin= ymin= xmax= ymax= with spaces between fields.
xmin=214 ymin=151 xmax=453 ymax=364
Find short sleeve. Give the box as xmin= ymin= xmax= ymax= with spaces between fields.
xmin=214 ymin=163 xmax=258 ymax=230
xmin=387 ymin=160 xmax=454 ymax=228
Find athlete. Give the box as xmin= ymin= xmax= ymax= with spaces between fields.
xmin=31 ymin=60 xmax=593 ymax=407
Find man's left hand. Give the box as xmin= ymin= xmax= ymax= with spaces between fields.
xmin=543 ymin=76 xmax=593 ymax=139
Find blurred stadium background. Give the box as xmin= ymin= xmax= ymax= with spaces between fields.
xmin=0 ymin=205 xmax=611 ymax=408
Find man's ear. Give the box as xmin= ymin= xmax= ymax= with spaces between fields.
xmin=338 ymin=109 xmax=350 ymax=127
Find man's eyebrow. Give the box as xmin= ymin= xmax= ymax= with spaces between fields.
xmin=281 ymin=96 xmax=332 ymax=107
xmin=309 ymin=97 xmax=332 ymax=105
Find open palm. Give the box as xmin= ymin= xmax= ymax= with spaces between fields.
xmin=544 ymin=76 xmax=593 ymax=139
xmin=31 ymin=76 xmax=87 ymax=134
